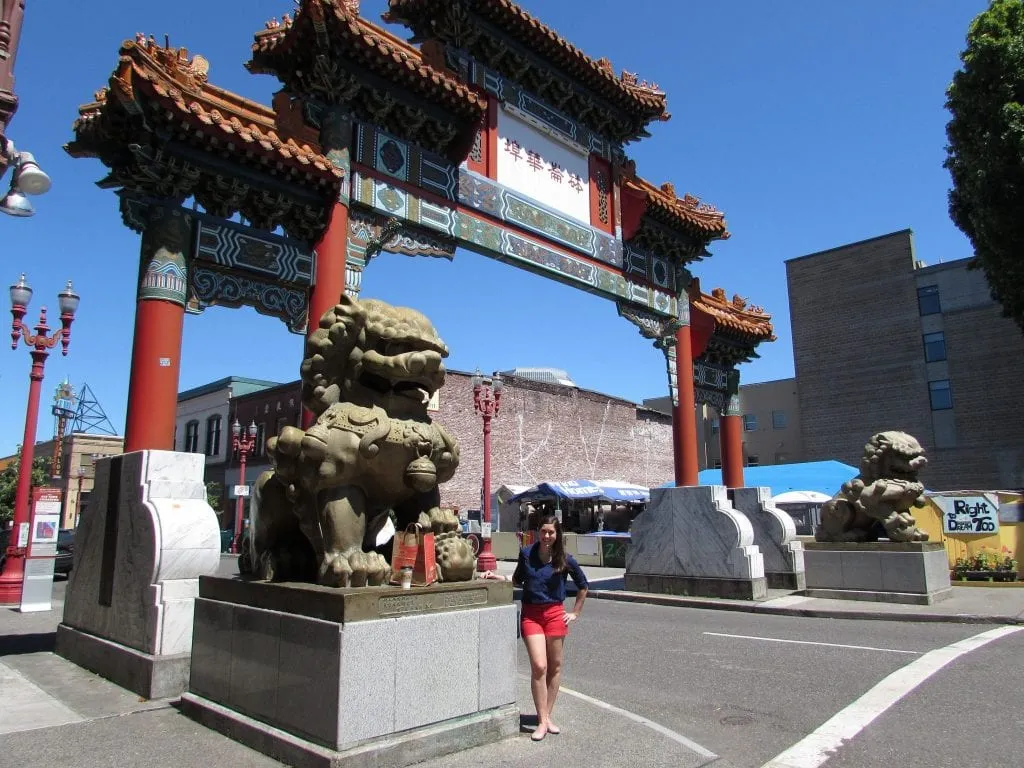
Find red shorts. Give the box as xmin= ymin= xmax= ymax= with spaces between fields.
xmin=520 ymin=602 xmax=568 ymax=638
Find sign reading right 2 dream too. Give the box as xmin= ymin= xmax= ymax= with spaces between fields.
xmin=935 ymin=494 xmax=1000 ymax=534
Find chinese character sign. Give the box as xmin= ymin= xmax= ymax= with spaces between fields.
xmin=496 ymin=109 xmax=590 ymax=224
xmin=935 ymin=494 xmax=1000 ymax=534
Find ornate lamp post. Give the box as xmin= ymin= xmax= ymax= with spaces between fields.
xmin=472 ymin=370 xmax=502 ymax=573
xmin=231 ymin=418 xmax=257 ymax=554
xmin=74 ymin=465 xmax=85 ymax=526
xmin=0 ymin=274 xmax=80 ymax=604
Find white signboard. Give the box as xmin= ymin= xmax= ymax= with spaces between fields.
xmin=480 ymin=522 xmax=492 ymax=539
xmin=935 ymin=494 xmax=1000 ymax=534
xmin=233 ymin=484 xmax=250 ymax=498
xmin=496 ymin=108 xmax=590 ymax=224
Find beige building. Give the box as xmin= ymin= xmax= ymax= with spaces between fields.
xmin=701 ymin=378 xmax=803 ymax=469
xmin=33 ymin=432 xmax=125 ymax=528
xmin=786 ymin=229 xmax=1024 ymax=491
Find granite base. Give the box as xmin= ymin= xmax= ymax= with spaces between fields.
xmin=767 ymin=571 xmax=806 ymax=591
xmin=184 ymin=577 xmax=518 ymax=765
xmin=625 ymin=572 xmax=767 ymax=600
xmin=55 ymin=623 xmax=191 ymax=699
xmin=180 ymin=695 xmax=519 ymax=768
xmin=803 ymin=542 xmax=952 ymax=604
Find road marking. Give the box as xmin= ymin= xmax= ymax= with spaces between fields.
xmin=558 ymin=683 xmax=719 ymax=760
xmin=761 ymin=625 xmax=1023 ymax=768
xmin=704 ymin=631 xmax=922 ymax=655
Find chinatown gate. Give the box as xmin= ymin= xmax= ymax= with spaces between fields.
xmin=69 ymin=0 xmax=774 ymax=489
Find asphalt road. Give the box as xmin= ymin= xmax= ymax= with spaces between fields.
xmin=4 ymin=571 xmax=1022 ymax=768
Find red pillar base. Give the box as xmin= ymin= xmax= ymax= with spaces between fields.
xmin=476 ymin=540 xmax=498 ymax=573
xmin=0 ymin=553 xmax=26 ymax=605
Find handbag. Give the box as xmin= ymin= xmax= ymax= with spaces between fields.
xmin=389 ymin=523 xmax=438 ymax=586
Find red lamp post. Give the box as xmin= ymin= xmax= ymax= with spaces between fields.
xmin=231 ymin=418 xmax=257 ymax=554
xmin=472 ymin=370 xmax=502 ymax=573
xmin=0 ymin=274 xmax=79 ymax=604
xmin=74 ymin=466 xmax=85 ymax=527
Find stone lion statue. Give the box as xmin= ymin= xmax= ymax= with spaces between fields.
xmin=240 ymin=295 xmax=475 ymax=587
xmin=815 ymin=431 xmax=929 ymax=543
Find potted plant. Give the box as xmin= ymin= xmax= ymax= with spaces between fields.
xmin=952 ymin=546 xmax=1020 ymax=582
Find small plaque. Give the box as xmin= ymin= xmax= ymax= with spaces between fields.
xmin=378 ymin=588 xmax=488 ymax=617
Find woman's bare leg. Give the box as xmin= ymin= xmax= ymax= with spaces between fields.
xmin=524 ymin=633 xmax=549 ymax=740
xmin=545 ymin=636 xmax=565 ymax=733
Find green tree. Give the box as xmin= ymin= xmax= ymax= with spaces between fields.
xmin=945 ymin=0 xmax=1024 ymax=331
xmin=205 ymin=481 xmax=224 ymax=514
xmin=0 ymin=451 xmax=52 ymax=524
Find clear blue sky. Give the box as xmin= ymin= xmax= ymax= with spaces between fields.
xmin=0 ymin=0 xmax=987 ymax=456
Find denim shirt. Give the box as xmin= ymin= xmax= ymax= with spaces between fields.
xmin=513 ymin=543 xmax=589 ymax=605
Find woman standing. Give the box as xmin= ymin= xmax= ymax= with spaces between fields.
xmin=484 ymin=513 xmax=588 ymax=741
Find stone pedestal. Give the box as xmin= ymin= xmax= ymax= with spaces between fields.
xmin=56 ymin=451 xmax=220 ymax=699
xmin=730 ymin=487 xmax=806 ymax=591
xmin=803 ymin=542 xmax=952 ymax=604
xmin=180 ymin=577 xmax=519 ymax=768
xmin=625 ymin=486 xmax=767 ymax=600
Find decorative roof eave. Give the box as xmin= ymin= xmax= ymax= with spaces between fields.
xmin=67 ymin=36 xmax=341 ymax=188
xmin=626 ymin=176 xmax=730 ymax=242
xmin=385 ymin=0 xmax=669 ymax=126
xmin=248 ymin=0 xmax=485 ymax=125
xmin=693 ymin=283 xmax=776 ymax=343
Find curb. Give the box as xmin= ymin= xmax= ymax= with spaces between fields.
xmin=587 ymin=589 xmax=1024 ymax=626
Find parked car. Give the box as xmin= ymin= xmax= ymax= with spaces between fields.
xmin=55 ymin=529 xmax=75 ymax=576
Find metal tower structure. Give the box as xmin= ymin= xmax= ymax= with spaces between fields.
xmin=70 ymin=382 xmax=118 ymax=436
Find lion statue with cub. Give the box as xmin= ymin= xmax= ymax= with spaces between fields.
xmin=240 ymin=295 xmax=476 ymax=587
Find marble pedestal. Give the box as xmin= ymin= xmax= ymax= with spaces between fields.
xmin=730 ymin=487 xmax=806 ymax=591
xmin=181 ymin=577 xmax=519 ymax=768
xmin=625 ymin=486 xmax=767 ymax=600
xmin=803 ymin=542 xmax=952 ymax=604
xmin=56 ymin=451 xmax=220 ymax=699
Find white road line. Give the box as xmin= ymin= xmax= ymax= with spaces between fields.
xmin=761 ymin=625 xmax=1023 ymax=768
xmin=704 ymin=631 xmax=922 ymax=655
xmin=557 ymin=683 xmax=719 ymax=760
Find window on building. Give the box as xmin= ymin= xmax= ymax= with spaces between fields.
xmin=743 ymin=414 xmax=757 ymax=431
xmin=772 ymin=410 xmax=787 ymax=429
xmin=276 ymin=416 xmax=288 ymax=436
xmin=746 ymin=455 xmax=760 ymax=467
xmin=205 ymin=415 xmax=222 ymax=456
xmin=254 ymin=423 xmax=266 ymax=456
xmin=923 ymin=331 xmax=946 ymax=362
xmin=713 ymin=459 xmax=722 ymax=469
xmin=710 ymin=418 xmax=720 ymax=434
xmin=929 ymin=379 xmax=953 ymax=411
xmin=917 ymin=285 xmax=941 ymax=316
xmin=184 ymin=420 xmax=200 ymax=453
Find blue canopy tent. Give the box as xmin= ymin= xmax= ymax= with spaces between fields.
xmin=659 ymin=460 xmax=858 ymax=497
xmin=509 ymin=480 xmax=650 ymax=504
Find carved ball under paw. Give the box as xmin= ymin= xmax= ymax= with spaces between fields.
xmin=435 ymin=530 xmax=476 ymax=582
xmin=320 ymin=549 xmax=391 ymax=587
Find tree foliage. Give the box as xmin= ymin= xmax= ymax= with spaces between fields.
xmin=945 ymin=0 xmax=1024 ymax=331
xmin=0 ymin=452 xmax=53 ymax=524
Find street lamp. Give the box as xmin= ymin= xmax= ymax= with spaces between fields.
xmin=74 ymin=465 xmax=86 ymax=527
xmin=231 ymin=418 xmax=258 ymax=554
xmin=0 ymin=140 xmax=51 ymax=218
xmin=0 ymin=274 xmax=80 ymax=604
xmin=472 ymin=369 xmax=503 ymax=573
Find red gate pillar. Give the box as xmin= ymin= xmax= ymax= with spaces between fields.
xmin=720 ymin=372 xmax=745 ymax=488
xmin=304 ymin=110 xmax=352 ymax=428
xmin=124 ymin=205 xmax=192 ymax=453
xmin=673 ymin=304 xmax=699 ymax=486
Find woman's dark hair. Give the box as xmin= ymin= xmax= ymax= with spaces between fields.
xmin=537 ymin=513 xmax=567 ymax=572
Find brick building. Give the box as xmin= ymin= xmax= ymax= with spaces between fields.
xmin=786 ymin=229 xmax=1024 ymax=490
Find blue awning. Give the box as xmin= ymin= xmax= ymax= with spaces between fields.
xmin=509 ymin=480 xmax=650 ymax=504
xmin=659 ymin=460 xmax=858 ymax=498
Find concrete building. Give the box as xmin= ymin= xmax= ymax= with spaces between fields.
xmin=787 ymin=229 xmax=1024 ymax=491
